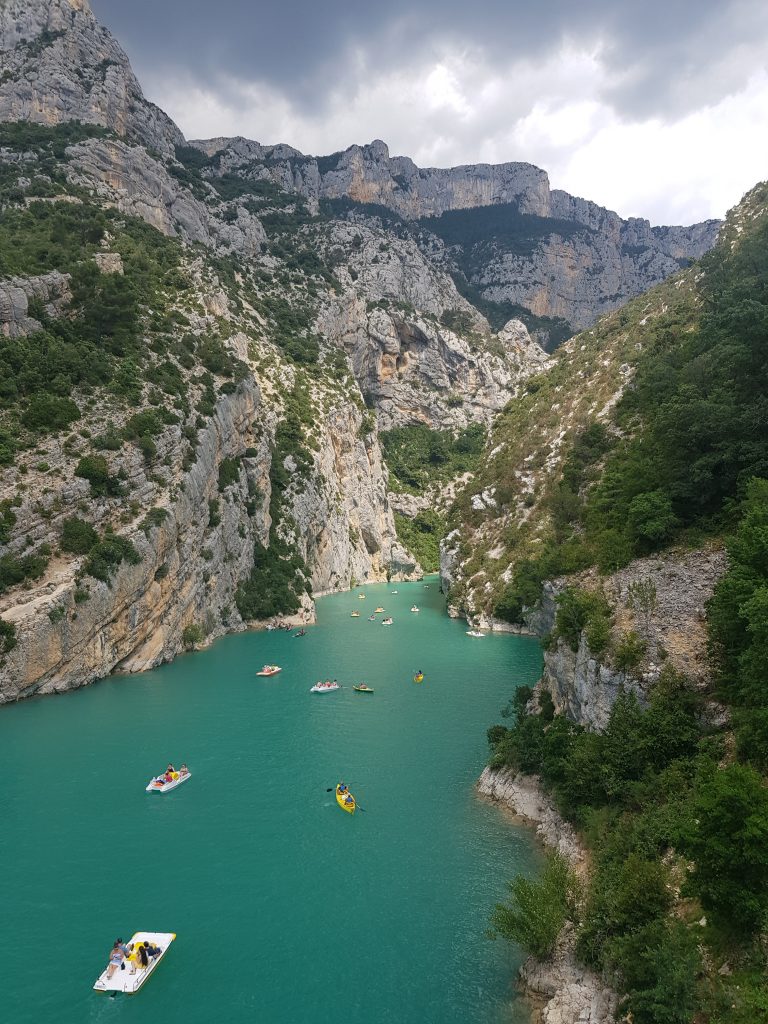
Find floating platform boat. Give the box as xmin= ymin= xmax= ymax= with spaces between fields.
xmin=93 ymin=932 xmax=175 ymax=995
xmin=336 ymin=785 xmax=356 ymax=814
xmin=145 ymin=771 xmax=190 ymax=794
xmin=256 ymin=665 xmax=282 ymax=676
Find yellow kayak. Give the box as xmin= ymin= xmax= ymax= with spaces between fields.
xmin=414 ymin=673 xmax=424 ymax=683
xmin=336 ymin=785 xmax=356 ymax=814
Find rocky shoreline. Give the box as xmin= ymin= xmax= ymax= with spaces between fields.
xmin=477 ymin=766 xmax=618 ymax=1024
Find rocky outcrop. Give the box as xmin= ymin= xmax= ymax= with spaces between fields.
xmin=0 ymin=0 xmax=184 ymax=157
xmin=478 ymin=767 xmax=618 ymax=1024
xmin=316 ymin=222 xmax=549 ymax=429
xmin=196 ymin=135 xmax=720 ymax=333
xmin=0 ymin=270 xmax=70 ymax=337
xmin=66 ymin=138 xmax=266 ymax=254
xmin=535 ymin=546 xmax=727 ymax=731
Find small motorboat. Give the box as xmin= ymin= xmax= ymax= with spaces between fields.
xmin=256 ymin=665 xmax=282 ymax=676
xmin=353 ymin=684 xmax=374 ymax=693
xmin=94 ymin=932 xmax=176 ymax=994
xmin=350 ymin=612 xmax=360 ymax=618
xmin=146 ymin=769 xmax=191 ymax=794
xmin=368 ymin=614 xmax=376 ymax=621
xmin=310 ymin=681 xmax=340 ymax=693
xmin=466 ymin=630 xmax=485 ymax=638
xmin=381 ymin=617 xmax=393 ymax=625
xmin=374 ymin=607 xmax=385 ymax=613
xmin=336 ymin=784 xmax=356 ymax=814
xmin=413 ymin=673 xmax=424 ymax=683
xmin=410 ymin=606 xmax=420 ymax=613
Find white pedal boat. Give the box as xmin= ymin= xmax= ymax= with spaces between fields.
xmin=466 ymin=630 xmax=485 ymax=638
xmin=145 ymin=771 xmax=190 ymax=794
xmin=410 ymin=606 xmax=420 ymax=613
xmin=310 ymin=682 xmax=340 ymax=693
xmin=93 ymin=931 xmax=175 ymax=994
xmin=256 ymin=665 xmax=281 ymax=677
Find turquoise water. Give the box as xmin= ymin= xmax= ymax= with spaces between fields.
xmin=0 ymin=579 xmax=542 ymax=1024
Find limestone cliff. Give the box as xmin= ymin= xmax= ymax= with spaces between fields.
xmin=192 ymin=136 xmax=720 ymax=337
xmin=527 ymin=547 xmax=727 ymax=731
xmin=0 ymin=0 xmax=183 ymax=156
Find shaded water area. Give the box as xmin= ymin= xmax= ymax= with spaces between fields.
xmin=0 ymin=578 xmax=543 ymax=1024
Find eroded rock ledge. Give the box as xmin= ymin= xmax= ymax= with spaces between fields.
xmin=477 ymin=766 xmax=618 ymax=1024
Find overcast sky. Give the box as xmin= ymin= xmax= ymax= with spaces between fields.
xmin=91 ymin=0 xmax=768 ymax=225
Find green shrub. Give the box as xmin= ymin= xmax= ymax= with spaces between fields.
xmin=74 ymin=455 xmax=124 ymax=497
xmin=682 ymin=763 xmax=768 ymax=936
xmin=0 ymin=617 xmax=17 ymax=656
xmin=181 ymin=623 xmax=204 ymax=648
xmin=83 ymin=535 xmax=141 ymax=583
xmin=554 ymin=587 xmax=612 ymax=653
xmin=48 ymin=606 xmax=66 ymax=624
xmin=614 ymin=631 xmax=646 ymax=671
xmin=22 ymin=394 xmax=81 ymax=432
xmin=0 ymin=551 xmax=49 ymax=594
xmin=393 ymin=510 xmax=445 ymax=571
xmin=60 ymin=516 xmax=98 ymax=555
xmin=235 ymin=539 xmax=306 ymax=620
xmin=218 ymin=457 xmax=241 ymax=492
xmin=490 ymin=853 xmax=577 ymax=958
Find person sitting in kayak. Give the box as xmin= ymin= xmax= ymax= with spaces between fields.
xmin=344 ymin=794 xmax=353 ymax=804
xmin=338 ymin=782 xmax=347 ymax=793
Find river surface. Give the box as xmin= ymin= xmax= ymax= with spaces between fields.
xmin=0 ymin=578 xmax=542 ymax=1024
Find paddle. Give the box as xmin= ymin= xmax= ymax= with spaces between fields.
xmin=325 ymin=787 xmax=366 ymax=811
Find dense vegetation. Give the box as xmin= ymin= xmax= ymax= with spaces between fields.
xmin=486 ymin=189 xmax=768 ymax=1024
xmin=489 ymin=673 xmax=768 ymax=1023
xmin=380 ymin=423 xmax=485 ymax=493
xmin=493 ymin=187 xmax=768 ymax=622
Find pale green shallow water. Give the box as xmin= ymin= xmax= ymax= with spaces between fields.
xmin=0 ymin=578 xmax=542 ymax=1024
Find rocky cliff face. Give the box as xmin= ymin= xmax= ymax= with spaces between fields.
xmin=0 ymin=0 xmax=183 ymax=155
xmin=66 ymin=137 xmax=266 ymax=255
xmin=0 ymin=310 xmax=416 ymax=703
xmin=193 ymin=136 xmax=720 ymax=336
xmin=530 ymin=547 xmax=727 ymax=731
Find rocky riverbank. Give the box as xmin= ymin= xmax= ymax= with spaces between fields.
xmin=477 ymin=766 xmax=618 ymax=1024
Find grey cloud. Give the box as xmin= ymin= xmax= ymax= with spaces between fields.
xmin=91 ymin=0 xmax=767 ymax=125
